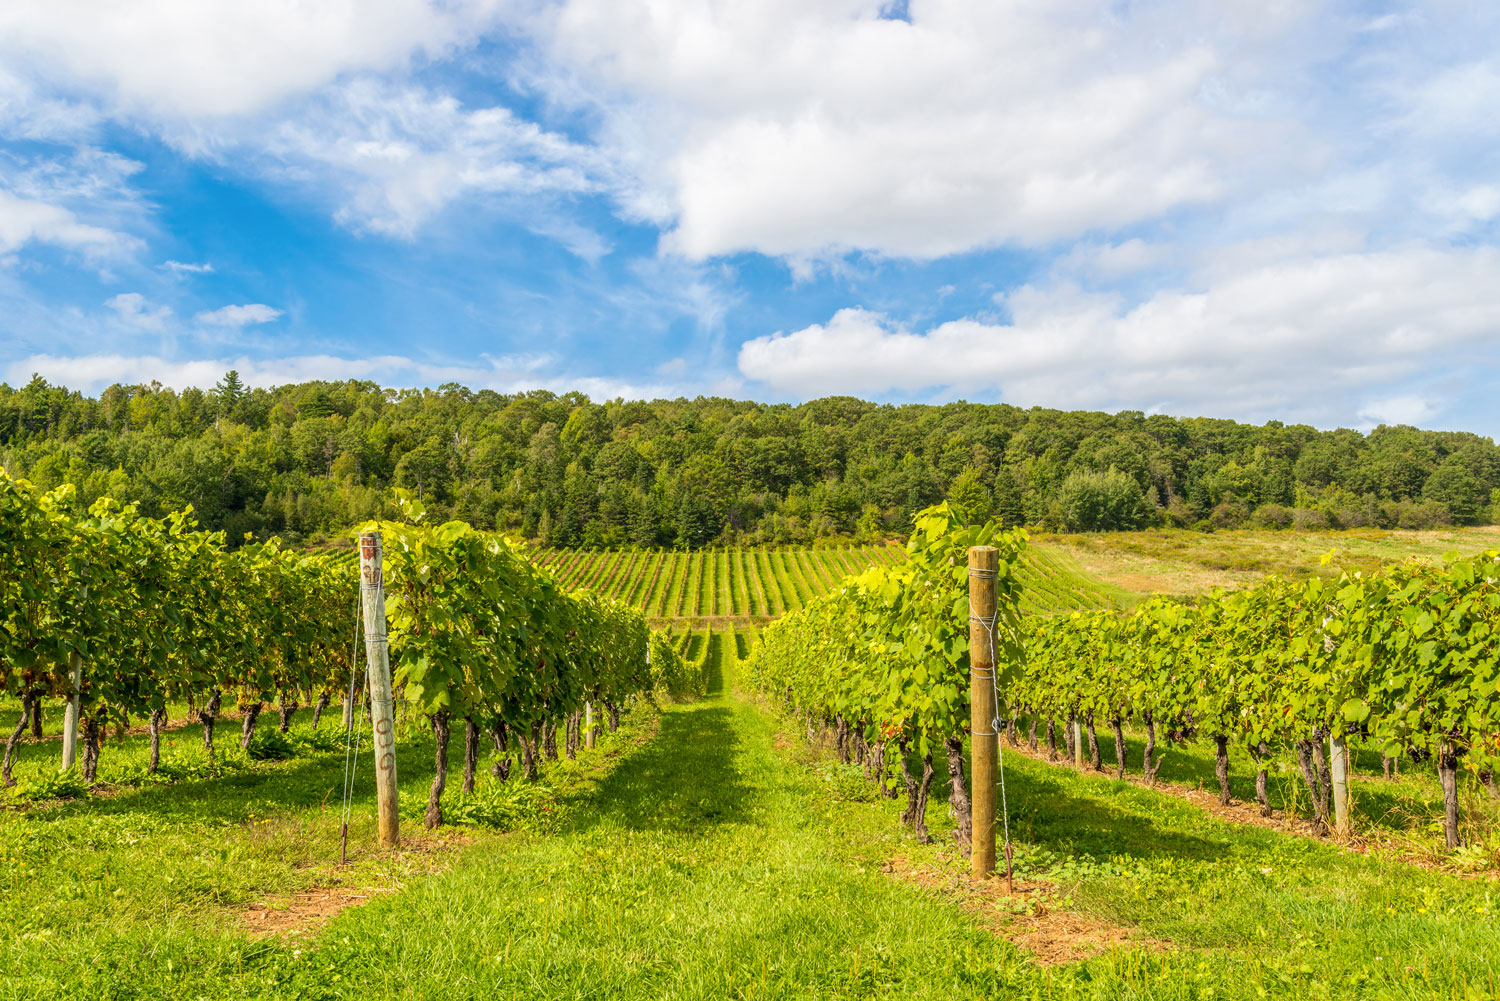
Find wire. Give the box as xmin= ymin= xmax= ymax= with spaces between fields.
xmin=339 ymin=591 xmax=369 ymax=860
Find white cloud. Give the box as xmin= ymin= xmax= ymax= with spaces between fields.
xmin=528 ymin=0 xmax=1318 ymax=260
xmin=194 ymin=303 xmax=282 ymax=328
xmin=1054 ymin=239 xmax=1171 ymax=281
xmin=0 ymin=66 xmax=97 ymax=141
xmin=4 ymin=351 xmax=694 ymax=401
xmin=261 ymin=79 xmax=605 ymax=236
xmin=1358 ymin=394 xmax=1439 ymax=428
xmin=105 ymin=292 xmax=173 ymax=330
xmin=0 ymin=0 xmax=507 ymax=118
xmin=524 ymin=217 xmax=612 ymax=262
xmin=0 ymin=189 xmax=132 ymax=256
xmin=161 ymin=259 xmax=214 ymax=275
xmin=738 ymin=245 xmax=1500 ymax=424
xmin=1396 ymin=58 xmax=1500 ymax=145
xmin=0 ymin=149 xmax=147 ymax=263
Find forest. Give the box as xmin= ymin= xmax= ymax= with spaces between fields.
xmin=1 ymin=372 xmax=1497 ymax=547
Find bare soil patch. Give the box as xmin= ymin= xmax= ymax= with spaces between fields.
xmin=243 ymin=885 xmax=389 ymax=938
xmin=240 ymin=830 xmax=475 ymax=938
xmin=883 ymin=853 xmax=1169 ymax=965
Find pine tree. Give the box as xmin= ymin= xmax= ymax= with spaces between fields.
xmin=214 ymin=370 xmax=245 ymax=408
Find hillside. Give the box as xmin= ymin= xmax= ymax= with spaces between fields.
xmin=531 ymin=542 xmax=1124 ymax=623
xmin=532 ymin=525 xmax=1500 ymax=627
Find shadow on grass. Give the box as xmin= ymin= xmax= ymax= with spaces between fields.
xmin=21 ymin=654 xmax=756 ymax=839
xmin=979 ymin=721 xmax=1481 ymax=841
xmin=569 ymin=648 xmax=752 ymax=834
xmin=1087 ymin=727 xmax=1446 ymax=831
xmin=892 ymin=739 xmax=1234 ymax=864
xmin=20 ymin=739 xmax=441 ymax=826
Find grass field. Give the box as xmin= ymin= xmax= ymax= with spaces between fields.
xmin=1037 ymin=524 xmax=1500 ymax=600
xmin=4 ymin=651 xmax=1497 ymax=999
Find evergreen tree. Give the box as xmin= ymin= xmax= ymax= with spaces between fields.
xmin=213 ymin=370 xmax=245 ymax=408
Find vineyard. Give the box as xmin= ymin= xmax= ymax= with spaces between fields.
xmin=529 ymin=544 xmax=903 ymax=622
xmin=0 ymin=472 xmax=698 ymax=826
xmin=4 ymin=473 xmax=1499 ymax=998
xmin=752 ymin=503 xmax=1500 ymax=856
xmin=530 ymin=541 xmax=1122 ymax=623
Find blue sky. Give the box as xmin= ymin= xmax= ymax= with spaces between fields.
xmin=1 ymin=1 xmax=1498 ymax=435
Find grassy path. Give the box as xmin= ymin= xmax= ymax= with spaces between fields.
xmin=320 ymin=674 xmax=1500 ymax=1001
xmin=275 ymin=668 xmax=1500 ymax=1001
xmin=301 ymin=662 xmax=1024 ymax=999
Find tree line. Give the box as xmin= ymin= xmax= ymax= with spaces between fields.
xmin=2 ymin=372 xmax=1497 ymax=547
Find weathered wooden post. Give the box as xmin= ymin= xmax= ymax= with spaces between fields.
xmin=1072 ymin=716 xmax=1086 ymax=770
xmin=1329 ymin=733 xmax=1349 ymax=838
xmin=60 ymin=651 xmax=82 ymax=772
xmin=969 ymin=546 xmax=998 ymax=881
xmin=359 ymin=531 xmax=400 ymax=848
xmin=585 ymin=702 xmax=596 ymax=750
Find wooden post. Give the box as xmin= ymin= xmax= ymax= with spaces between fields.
xmin=585 ymin=702 xmax=596 ymax=750
xmin=1072 ymin=716 xmax=1085 ymax=770
xmin=60 ymin=651 xmax=82 ymax=772
xmin=1330 ymin=734 xmax=1349 ymax=838
xmin=968 ymin=546 xmax=998 ymax=882
xmin=359 ymin=531 xmax=400 ymax=848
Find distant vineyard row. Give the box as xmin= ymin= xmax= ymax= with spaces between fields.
xmin=665 ymin=626 xmax=758 ymax=685
xmin=532 ymin=543 xmax=1121 ymax=620
xmin=531 ymin=546 xmax=903 ymax=621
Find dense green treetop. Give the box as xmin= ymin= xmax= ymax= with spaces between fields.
xmin=2 ymin=374 xmax=1496 ymax=546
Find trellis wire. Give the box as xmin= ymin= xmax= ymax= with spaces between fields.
xmin=339 ymin=592 xmax=369 ymax=864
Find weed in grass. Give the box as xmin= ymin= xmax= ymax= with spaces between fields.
xmin=7 ymin=765 xmax=90 ymax=804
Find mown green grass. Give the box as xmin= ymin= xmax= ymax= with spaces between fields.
xmin=1027 ymin=720 xmax=1500 ymax=863
xmin=0 ymin=692 xmax=665 ymax=1000
xmin=7 ymin=649 xmax=1497 ymax=999
xmin=775 ymin=699 xmax=1500 ymax=1000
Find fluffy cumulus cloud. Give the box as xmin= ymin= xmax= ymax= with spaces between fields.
xmin=531 ymin=0 xmax=1321 ymax=260
xmin=261 ymin=79 xmax=606 ymax=237
xmin=738 ymin=246 xmax=1500 ymax=424
xmin=193 ymin=303 xmax=282 ymax=327
xmin=0 ymin=0 xmax=507 ymax=118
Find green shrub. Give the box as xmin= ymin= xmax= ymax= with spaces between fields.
xmin=1252 ymin=503 xmax=1294 ymax=529
xmin=1424 ymin=461 xmax=1486 ymax=524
